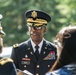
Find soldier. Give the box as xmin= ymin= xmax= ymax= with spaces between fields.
xmin=11 ymin=10 xmax=57 ymax=75
xmin=0 ymin=14 xmax=17 ymax=75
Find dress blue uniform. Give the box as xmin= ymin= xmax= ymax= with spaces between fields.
xmin=11 ymin=10 xmax=57 ymax=75
xmin=0 ymin=58 xmax=17 ymax=75
xmin=11 ymin=39 xmax=57 ymax=75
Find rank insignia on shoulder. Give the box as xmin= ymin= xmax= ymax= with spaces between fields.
xmin=0 ymin=57 xmax=13 ymax=65
xmin=13 ymin=43 xmax=19 ymax=48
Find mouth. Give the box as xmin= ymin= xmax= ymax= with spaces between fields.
xmin=30 ymin=32 xmax=38 ymax=36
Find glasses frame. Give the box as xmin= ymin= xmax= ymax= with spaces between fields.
xmin=28 ymin=25 xmax=46 ymax=30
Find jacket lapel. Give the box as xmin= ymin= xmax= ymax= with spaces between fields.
xmin=38 ymin=40 xmax=50 ymax=63
xmin=26 ymin=39 xmax=37 ymax=62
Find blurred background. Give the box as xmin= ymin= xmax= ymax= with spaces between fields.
xmin=0 ymin=0 xmax=76 ymax=47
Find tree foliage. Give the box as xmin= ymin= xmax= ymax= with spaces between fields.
xmin=0 ymin=0 xmax=76 ymax=46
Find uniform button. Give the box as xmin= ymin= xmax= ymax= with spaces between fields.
xmin=37 ymin=65 xmax=40 ymax=68
xmin=24 ymin=65 xmax=26 ymax=68
xmin=30 ymin=52 xmax=33 ymax=55
xmin=36 ymin=73 xmax=39 ymax=75
xmin=48 ymin=65 xmax=50 ymax=67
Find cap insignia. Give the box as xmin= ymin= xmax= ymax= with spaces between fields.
xmin=31 ymin=11 xmax=37 ymax=18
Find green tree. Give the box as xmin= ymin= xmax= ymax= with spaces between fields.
xmin=0 ymin=0 xmax=76 ymax=46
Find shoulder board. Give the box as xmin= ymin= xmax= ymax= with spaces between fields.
xmin=0 ymin=57 xmax=13 ymax=65
xmin=13 ymin=43 xmax=19 ymax=48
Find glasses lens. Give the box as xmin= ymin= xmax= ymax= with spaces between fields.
xmin=36 ymin=27 xmax=42 ymax=30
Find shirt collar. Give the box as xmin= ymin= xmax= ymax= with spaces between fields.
xmin=31 ymin=39 xmax=43 ymax=53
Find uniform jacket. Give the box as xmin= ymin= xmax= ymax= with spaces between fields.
xmin=11 ymin=39 xmax=57 ymax=75
xmin=45 ymin=64 xmax=76 ymax=75
xmin=0 ymin=57 xmax=17 ymax=75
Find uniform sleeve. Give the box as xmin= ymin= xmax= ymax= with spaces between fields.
xmin=10 ymin=47 xmax=19 ymax=68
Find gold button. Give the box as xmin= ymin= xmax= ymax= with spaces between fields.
xmin=48 ymin=65 xmax=50 ymax=67
xmin=43 ymin=51 xmax=46 ymax=54
xmin=36 ymin=73 xmax=39 ymax=75
xmin=37 ymin=65 xmax=40 ymax=68
xmin=24 ymin=65 xmax=26 ymax=68
xmin=30 ymin=52 xmax=33 ymax=55
xmin=44 ymin=47 xmax=47 ymax=49
xmin=28 ymin=48 xmax=30 ymax=50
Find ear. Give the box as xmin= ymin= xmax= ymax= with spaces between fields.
xmin=43 ymin=27 xmax=47 ymax=33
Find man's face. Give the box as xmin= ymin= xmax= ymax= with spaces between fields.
xmin=28 ymin=26 xmax=47 ymax=42
xmin=0 ymin=35 xmax=3 ymax=53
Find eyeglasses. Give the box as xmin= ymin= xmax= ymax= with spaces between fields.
xmin=28 ymin=26 xmax=45 ymax=30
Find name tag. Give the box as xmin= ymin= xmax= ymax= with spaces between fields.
xmin=21 ymin=61 xmax=30 ymax=65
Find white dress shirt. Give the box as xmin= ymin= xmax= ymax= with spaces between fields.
xmin=31 ymin=39 xmax=43 ymax=54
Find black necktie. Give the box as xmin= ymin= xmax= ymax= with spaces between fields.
xmin=35 ymin=45 xmax=39 ymax=60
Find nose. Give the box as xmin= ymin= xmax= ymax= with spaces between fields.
xmin=30 ymin=27 xmax=37 ymax=31
xmin=33 ymin=27 xmax=37 ymax=30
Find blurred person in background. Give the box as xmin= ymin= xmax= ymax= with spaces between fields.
xmin=0 ymin=14 xmax=17 ymax=75
xmin=45 ymin=25 xmax=76 ymax=75
xmin=0 ymin=14 xmax=5 ymax=55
